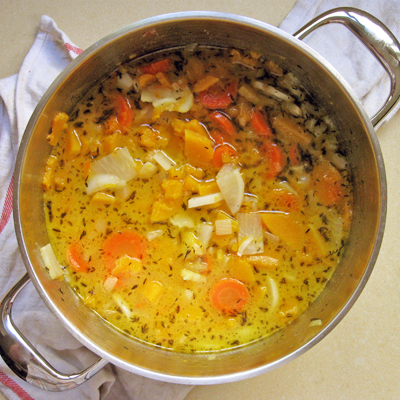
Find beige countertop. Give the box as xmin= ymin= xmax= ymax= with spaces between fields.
xmin=1 ymin=1 xmax=399 ymax=399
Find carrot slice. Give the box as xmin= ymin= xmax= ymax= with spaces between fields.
xmin=102 ymin=231 xmax=147 ymax=271
xmin=251 ymin=108 xmax=273 ymax=137
xmin=210 ymin=111 xmax=236 ymax=136
xmin=263 ymin=140 xmax=285 ymax=177
xmin=211 ymin=279 xmax=249 ymax=314
xmin=197 ymin=80 xmax=237 ymax=109
xmin=114 ymin=93 xmax=134 ymax=133
xmin=140 ymin=58 xmax=170 ymax=75
xmin=67 ymin=244 xmax=90 ymax=273
xmin=213 ymin=144 xmax=237 ymax=168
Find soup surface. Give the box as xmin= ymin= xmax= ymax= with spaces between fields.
xmin=41 ymin=47 xmax=353 ymax=352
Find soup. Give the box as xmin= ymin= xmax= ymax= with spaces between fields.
xmin=40 ymin=47 xmax=353 ymax=352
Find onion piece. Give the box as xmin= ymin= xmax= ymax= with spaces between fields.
xmin=146 ymin=230 xmax=163 ymax=241
xmin=237 ymin=236 xmax=254 ymax=257
xmin=138 ymin=161 xmax=158 ymax=178
xmin=188 ymin=192 xmax=224 ymax=209
xmin=252 ymin=81 xmax=294 ymax=102
xmin=197 ymin=223 xmax=214 ymax=249
xmin=267 ymin=277 xmax=279 ymax=310
xmin=40 ymin=243 xmax=64 ymax=279
xmin=237 ymin=213 xmax=264 ymax=255
xmin=181 ymin=269 xmax=206 ymax=283
xmin=216 ymin=164 xmax=244 ymax=215
xmin=87 ymin=147 xmax=137 ymax=195
xmin=91 ymin=147 xmax=137 ymax=181
xmin=117 ymin=72 xmax=135 ymax=91
xmin=86 ymin=174 xmax=126 ymax=195
xmin=309 ymin=318 xmax=322 ymax=327
xmin=169 ymin=212 xmax=195 ymax=229
xmin=215 ymin=219 xmax=233 ymax=235
xmin=153 ymin=151 xmax=176 ymax=171
xmin=104 ymin=276 xmax=118 ymax=292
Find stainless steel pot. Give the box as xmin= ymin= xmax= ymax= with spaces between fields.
xmin=2 ymin=7 xmax=399 ymax=391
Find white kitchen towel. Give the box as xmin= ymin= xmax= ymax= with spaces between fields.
xmin=0 ymin=15 xmax=193 ymax=400
xmin=279 ymin=0 xmax=400 ymax=124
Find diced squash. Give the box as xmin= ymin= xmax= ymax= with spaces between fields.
xmin=199 ymin=180 xmax=219 ymax=196
xmin=103 ymin=132 xmax=120 ymax=154
xmin=162 ymin=179 xmax=184 ymax=200
xmin=47 ymin=112 xmax=68 ymax=146
xmin=65 ymin=129 xmax=82 ymax=156
xmin=261 ymin=212 xmax=304 ymax=250
xmin=184 ymin=174 xmax=201 ymax=193
xmin=185 ymin=164 xmax=205 ymax=179
xmin=138 ymin=126 xmax=158 ymax=148
xmin=143 ymin=280 xmax=164 ymax=304
xmin=112 ymin=255 xmax=142 ymax=276
xmin=227 ymin=256 xmax=256 ymax=282
xmin=42 ymin=155 xmax=58 ymax=191
xmin=151 ymin=199 xmax=182 ymax=222
xmin=184 ymin=129 xmax=214 ymax=166
xmin=138 ymin=74 xmax=157 ymax=88
xmin=193 ymin=75 xmax=220 ymax=93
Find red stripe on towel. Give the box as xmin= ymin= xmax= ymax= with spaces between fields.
xmin=0 ymin=370 xmax=35 ymax=400
xmin=0 ymin=176 xmax=13 ymax=235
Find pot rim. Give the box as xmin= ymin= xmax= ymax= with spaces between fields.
xmin=12 ymin=11 xmax=387 ymax=385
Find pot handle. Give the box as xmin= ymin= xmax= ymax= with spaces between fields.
xmin=0 ymin=273 xmax=109 ymax=391
xmin=293 ymin=7 xmax=400 ymax=128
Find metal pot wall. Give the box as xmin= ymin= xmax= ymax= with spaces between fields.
xmin=2 ymin=7 xmax=399 ymax=391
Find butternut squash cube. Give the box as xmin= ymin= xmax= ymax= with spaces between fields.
xmin=143 ymin=280 xmax=164 ymax=304
xmin=47 ymin=112 xmax=68 ymax=146
xmin=184 ymin=129 xmax=213 ymax=166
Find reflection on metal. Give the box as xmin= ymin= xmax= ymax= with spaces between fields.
xmin=0 ymin=274 xmax=108 ymax=391
xmin=294 ymin=7 xmax=400 ymax=128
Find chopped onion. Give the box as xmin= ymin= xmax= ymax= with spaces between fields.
xmin=138 ymin=161 xmax=158 ymax=178
xmin=86 ymin=174 xmax=126 ymax=195
xmin=215 ymin=219 xmax=233 ymax=235
xmin=87 ymin=147 xmax=137 ymax=195
xmin=115 ymin=185 xmax=133 ymax=202
xmin=216 ymin=164 xmax=244 ymax=215
xmin=146 ymin=230 xmax=163 ymax=241
xmin=104 ymin=276 xmax=118 ymax=292
xmin=40 ymin=243 xmax=63 ymax=279
xmin=197 ymin=223 xmax=214 ymax=249
xmin=309 ymin=318 xmax=322 ymax=327
xmin=113 ymin=295 xmax=132 ymax=318
xmin=95 ymin=217 xmax=107 ymax=233
xmin=141 ymin=82 xmax=194 ymax=114
xmin=153 ymin=151 xmax=176 ymax=171
xmin=169 ymin=212 xmax=195 ymax=229
xmin=264 ymin=230 xmax=280 ymax=243
xmin=237 ymin=236 xmax=254 ymax=257
xmin=237 ymin=213 xmax=264 ymax=255
xmin=117 ymin=72 xmax=135 ymax=91
xmin=252 ymin=81 xmax=294 ymax=102
xmin=181 ymin=269 xmax=206 ymax=283
xmin=184 ymin=289 xmax=194 ymax=300
xmin=188 ymin=192 xmax=223 ymax=208
xmin=267 ymin=277 xmax=279 ymax=310
xmin=91 ymin=147 xmax=137 ymax=181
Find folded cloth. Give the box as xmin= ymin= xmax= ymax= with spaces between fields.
xmin=0 ymin=15 xmax=193 ymax=400
xmin=279 ymin=0 xmax=400 ymax=124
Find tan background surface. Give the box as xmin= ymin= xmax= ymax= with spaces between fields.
xmin=0 ymin=1 xmax=399 ymax=399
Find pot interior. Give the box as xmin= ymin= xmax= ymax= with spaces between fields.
xmin=14 ymin=13 xmax=385 ymax=383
